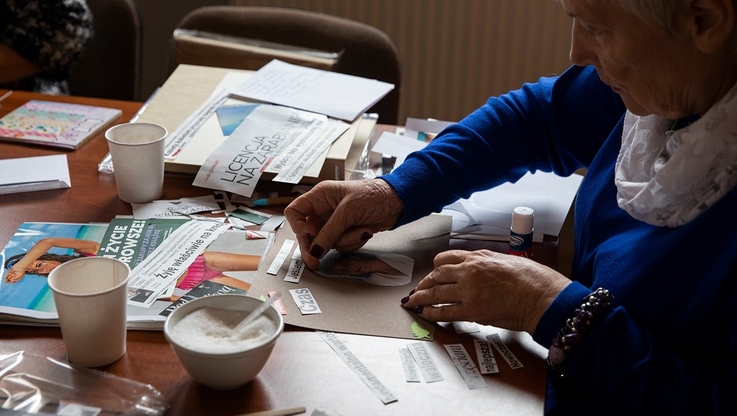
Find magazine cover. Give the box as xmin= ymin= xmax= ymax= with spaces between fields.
xmin=0 ymin=221 xmax=271 ymax=330
xmin=0 ymin=100 xmax=122 ymax=149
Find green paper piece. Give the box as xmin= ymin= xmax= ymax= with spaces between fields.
xmin=411 ymin=321 xmax=431 ymax=339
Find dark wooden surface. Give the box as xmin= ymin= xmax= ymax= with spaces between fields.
xmin=0 ymin=89 xmax=552 ymax=415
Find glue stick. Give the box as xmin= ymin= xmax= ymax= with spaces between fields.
xmin=509 ymin=206 xmax=534 ymax=258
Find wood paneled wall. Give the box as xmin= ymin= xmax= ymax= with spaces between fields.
xmin=231 ymin=0 xmax=573 ymax=122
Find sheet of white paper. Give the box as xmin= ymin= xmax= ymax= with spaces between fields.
xmin=373 ymin=132 xmax=580 ymax=238
xmin=192 ymin=104 xmax=319 ymax=197
xmin=441 ymin=171 xmax=583 ymax=237
xmin=371 ymin=131 xmax=428 ymax=167
xmin=131 ymin=195 xmax=227 ymax=219
xmin=230 ymin=59 xmax=395 ymax=121
xmin=0 ymin=154 xmax=71 ymax=194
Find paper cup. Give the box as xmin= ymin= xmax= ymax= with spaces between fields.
xmin=48 ymin=257 xmax=131 ymax=367
xmin=105 ymin=122 xmax=167 ymax=203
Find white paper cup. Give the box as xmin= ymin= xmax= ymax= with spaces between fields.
xmin=105 ymin=122 xmax=168 ymax=204
xmin=48 ymin=257 xmax=131 ymax=367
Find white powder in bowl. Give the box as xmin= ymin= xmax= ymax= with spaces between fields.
xmin=170 ymin=306 xmax=277 ymax=354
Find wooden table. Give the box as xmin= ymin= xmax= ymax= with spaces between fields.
xmin=0 ymin=89 xmax=552 ymax=415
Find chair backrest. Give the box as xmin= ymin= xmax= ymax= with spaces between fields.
xmin=170 ymin=6 xmax=401 ymax=125
xmin=68 ymin=0 xmax=142 ymax=101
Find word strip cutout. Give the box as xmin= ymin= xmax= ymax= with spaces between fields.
xmin=487 ymin=333 xmax=524 ymax=369
xmin=398 ymin=348 xmax=421 ymax=382
xmin=474 ymin=339 xmax=499 ymax=375
xmin=443 ymin=344 xmax=487 ymax=390
xmin=407 ymin=342 xmax=444 ymax=383
xmin=317 ymin=331 xmax=398 ymax=404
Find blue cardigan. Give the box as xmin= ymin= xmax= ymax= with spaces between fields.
xmin=383 ymin=65 xmax=737 ymax=414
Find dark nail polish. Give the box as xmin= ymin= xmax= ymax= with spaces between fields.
xmin=409 ymin=289 xmax=415 ymax=296
xmin=400 ymin=296 xmax=409 ymax=304
xmin=414 ymin=305 xmax=423 ymax=314
xmin=361 ymin=232 xmax=372 ymax=240
xmin=309 ymin=245 xmax=324 ymax=258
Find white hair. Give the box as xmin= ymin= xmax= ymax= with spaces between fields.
xmin=597 ymin=0 xmax=687 ymax=34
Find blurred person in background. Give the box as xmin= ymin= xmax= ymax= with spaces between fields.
xmin=0 ymin=0 xmax=92 ymax=94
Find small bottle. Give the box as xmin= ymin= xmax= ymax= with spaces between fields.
xmin=509 ymin=206 xmax=534 ymax=258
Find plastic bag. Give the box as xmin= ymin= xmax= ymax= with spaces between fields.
xmin=0 ymin=350 xmax=168 ymax=415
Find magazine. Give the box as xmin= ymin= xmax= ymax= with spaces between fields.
xmin=0 ymin=100 xmax=122 ymax=150
xmin=0 ymin=220 xmax=270 ymax=330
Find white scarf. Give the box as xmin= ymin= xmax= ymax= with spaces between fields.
xmin=615 ymin=82 xmax=737 ymax=227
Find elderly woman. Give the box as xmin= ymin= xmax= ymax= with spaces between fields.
xmin=285 ymin=0 xmax=737 ymax=413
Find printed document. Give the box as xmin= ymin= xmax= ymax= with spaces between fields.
xmin=193 ymin=104 xmax=346 ymax=196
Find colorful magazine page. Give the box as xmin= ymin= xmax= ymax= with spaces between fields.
xmin=0 ymin=222 xmax=108 ymax=322
xmin=0 ymin=100 xmax=122 ymax=150
xmin=0 ymin=220 xmax=271 ymax=330
xmin=100 ymin=219 xmax=270 ymax=325
xmin=158 ymin=228 xmax=269 ymax=317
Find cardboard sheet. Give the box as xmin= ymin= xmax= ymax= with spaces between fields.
xmin=249 ymin=215 xmax=453 ymax=340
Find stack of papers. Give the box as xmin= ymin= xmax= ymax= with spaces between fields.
xmin=135 ymin=61 xmax=388 ymax=196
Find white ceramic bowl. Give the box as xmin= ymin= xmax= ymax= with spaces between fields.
xmin=163 ymin=294 xmax=284 ymax=390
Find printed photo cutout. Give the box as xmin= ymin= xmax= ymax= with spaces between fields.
xmin=315 ymin=250 xmax=414 ymax=287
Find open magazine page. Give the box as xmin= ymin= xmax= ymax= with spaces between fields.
xmin=0 ymin=222 xmax=108 ymax=323
xmin=100 ymin=218 xmax=270 ymax=327
xmin=0 ymin=221 xmax=271 ymax=330
xmin=159 ymin=229 xmax=269 ymax=316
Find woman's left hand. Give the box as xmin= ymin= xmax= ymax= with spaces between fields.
xmin=4 ymin=268 xmax=25 ymax=284
xmin=401 ymin=249 xmax=571 ymax=334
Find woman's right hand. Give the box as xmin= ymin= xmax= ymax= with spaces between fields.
xmin=284 ymin=179 xmax=404 ymax=270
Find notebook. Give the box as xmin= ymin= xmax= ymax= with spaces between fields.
xmin=0 ymin=100 xmax=122 ymax=150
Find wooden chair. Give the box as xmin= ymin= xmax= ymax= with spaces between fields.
xmin=68 ymin=0 xmax=142 ymax=101
xmin=169 ymin=6 xmax=401 ymax=125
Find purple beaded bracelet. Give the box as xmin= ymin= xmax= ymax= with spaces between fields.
xmin=547 ymin=287 xmax=614 ymax=373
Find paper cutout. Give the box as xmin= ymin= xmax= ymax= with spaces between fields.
xmin=474 ymin=339 xmax=500 ymax=375
xmin=487 ymin=333 xmax=524 ymax=369
xmin=289 ymin=288 xmax=322 ymax=315
xmin=267 ymin=239 xmax=294 ymax=275
xmin=410 ymin=322 xmax=432 ymax=340
xmin=215 ymin=104 xmax=258 ymax=136
xmin=269 ymin=291 xmax=287 ymax=315
xmin=318 ymin=331 xmax=398 ymax=404
xmin=315 ymin=251 xmax=414 ymax=287
xmin=443 ymin=344 xmax=488 ymax=389
xmin=407 ymin=342 xmax=444 ymax=383
xmin=285 ymin=258 xmax=305 ymax=283
xmin=399 ymin=348 xmax=421 ymax=382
